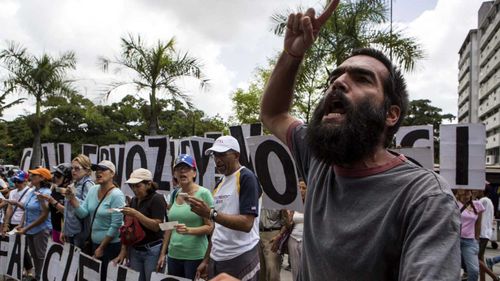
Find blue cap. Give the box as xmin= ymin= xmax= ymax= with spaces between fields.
xmin=11 ymin=170 xmax=28 ymax=182
xmin=173 ymin=154 xmax=197 ymax=169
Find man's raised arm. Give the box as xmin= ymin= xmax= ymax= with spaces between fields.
xmin=260 ymin=1 xmax=339 ymax=143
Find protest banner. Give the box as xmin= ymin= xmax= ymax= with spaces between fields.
xmin=41 ymin=241 xmax=80 ymax=281
xmin=41 ymin=142 xmax=57 ymax=169
xmin=150 ymin=272 xmax=191 ymax=281
xmin=247 ymin=135 xmax=304 ymax=212
xmin=20 ymin=148 xmax=32 ymax=171
xmin=394 ymin=125 xmax=434 ymax=169
xmin=0 ymin=234 xmax=25 ymax=280
xmin=107 ymin=262 xmax=140 ymax=281
xmin=56 ymin=143 xmax=72 ymax=165
xmin=440 ymin=123 xmax=486 ymax=189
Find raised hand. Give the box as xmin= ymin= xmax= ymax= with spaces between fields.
xmin=284 ymin=0 xmax=340 ymax=58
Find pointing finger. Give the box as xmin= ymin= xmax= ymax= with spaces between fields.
xmin=316 ymin=0 xmax=340 ymax=26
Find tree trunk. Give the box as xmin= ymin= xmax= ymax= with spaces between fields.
xmin=149 ymin=88 xmax=158 ymax=136
xmin=30 ymin=95 xmax=42 ymax=168
xmin=30 ymin=122 xmax=42 ymax=169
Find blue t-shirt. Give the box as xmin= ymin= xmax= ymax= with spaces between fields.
xmin=24 ymin=187 xmax=52 ymax=235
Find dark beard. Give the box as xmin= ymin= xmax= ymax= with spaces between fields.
xmin=307 ymin=91 xmax=387 ymax=166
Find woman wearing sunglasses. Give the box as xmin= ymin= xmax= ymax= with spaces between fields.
xmin=62 ymin=154 xmax=94 ymax=249
xmin=68 ymin=160 xmax=125 ymax=281
xmin=157 ymin=154 xmax=214 ymax=280
xmin=37 ymin=163 xmax=70 ymax=244
xmin=113 ymin=168 xmax=167 ymax=281
xmin=17 ymin=167 xmax=53 ymax=281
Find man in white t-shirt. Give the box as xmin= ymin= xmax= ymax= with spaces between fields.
xmin=189 ymin=136 xmax=262 ymax=281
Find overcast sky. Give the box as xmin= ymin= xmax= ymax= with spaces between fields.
xmin=0 ymin=0 xmax=486 ymax=123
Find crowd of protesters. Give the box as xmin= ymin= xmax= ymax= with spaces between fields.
xmin=0 ymin=136 xmax=305 ymax=281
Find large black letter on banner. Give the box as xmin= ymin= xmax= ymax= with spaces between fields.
xmin=0 ymin=235 xmax=8 ymax=271
xmin=189 ymin=140 xmax=213 ymax=187
xmin=456 ymin=127 xmax=469 ymax=185
xmin=400 ymin=130 xmax=430 ymax=147
xmin=57 ymin=144 xmax=65 ymax=164
xmin=148 ymin=138 xmax=169 ymax=190
xmin=100 ymin=147 xmax=110 ymax=161
xmin=20 ymin=150 xmax=32 ymax=171
xmin=42 ymin=243 xmax=75 ymax=281
xmin=6 ymin=235 xmax=23 ymax=279
xmin=229 ymin=124 xmax=262 ymax=172
xmin=125 ymin=145 xmax=148 ymax=183
xmin=79 ymin=254 xmax=100 ymax=281
xmin=110 ymin=146 xmax=125 ymax=187
xmin=254 ymin=140 xmax=297 ymax=205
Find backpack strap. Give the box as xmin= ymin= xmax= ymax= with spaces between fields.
xmin=81 ymin=179 xmax=94 ymax=198
xmin=170 ymin=188 xmax=179 ymax=206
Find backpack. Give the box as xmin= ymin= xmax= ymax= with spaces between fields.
xmin=119 ymin=198 xmax=146 ymax=246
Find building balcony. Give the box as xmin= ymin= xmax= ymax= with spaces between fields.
xmin=458 ymin=115 xmax=470 ymax=124
xmin=480 ymin=10 xmax=500 ymax=48
xmin=479 ymin=91 xmax=500 ymax=118
xmin=458 ymin=102 xmax=469 ymax=119
xmin=459 ymin=74 xmax=470 ymax=93
xmin=480 ymin=32 xmax=500 ymax=66
xmin=459 ymin=59 xmax=470 ymax=80
xmin=479 ymin=73 xmax=500 ymax=100
xmin=486 ymin=132 xmax=500 ymax=150
xmin=479 ymin=47 xmax=500 ymax=83
xmin=459 ymin=43 xmax=471 ymax=67
xmin=458 ymin=91 xmax=469 ymax=107
xmin=484 ymin=111 xmax=500 ymax=132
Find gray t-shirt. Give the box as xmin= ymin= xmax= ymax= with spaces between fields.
xmin=287 ymin=123 xmax=461 ymax=281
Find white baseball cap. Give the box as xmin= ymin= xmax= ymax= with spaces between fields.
xmin=125 ymin=168 xmax=153 ymax=184
xmin=205 ymin=136 xmax=240 ymax=155
xmin=91 ymin=160 xmax=116 ymax=173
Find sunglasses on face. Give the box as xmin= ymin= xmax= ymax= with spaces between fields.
xmin=13 ymin=180 xmax=23 ymax=184
xmin=95 ymin=167 xmax=109 ymax=172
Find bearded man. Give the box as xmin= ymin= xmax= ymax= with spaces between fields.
xmin=260 ymin=1 xmax=460 ymax=280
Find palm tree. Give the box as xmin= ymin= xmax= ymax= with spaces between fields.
xmin=99 ymin=34 xmax=208 ymax=136
xmin=0 ymin=41 xmax=76 ymax=168
xmin=271 ymin=0 xmax=424 ymax=122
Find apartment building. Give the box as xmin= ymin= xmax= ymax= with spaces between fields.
xmin=458 ymin=0 xmax=499 ymax=164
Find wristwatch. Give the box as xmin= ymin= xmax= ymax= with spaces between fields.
xmin=210 ymin=208 xmax=218 ymax=222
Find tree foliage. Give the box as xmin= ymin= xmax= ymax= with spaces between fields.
xmin=267 ymin=0 xmax=424 ymax=122
xmin=99 ymin=34 xmax=208 ymax=135
xmin=0 ymin=41 xmax=76 ymax=168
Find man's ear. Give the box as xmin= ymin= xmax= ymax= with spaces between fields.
xmin=386 ymin=105 xmax=401 ymax=127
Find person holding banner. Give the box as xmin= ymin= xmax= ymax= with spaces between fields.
xmin=1 ymin=170 xmax=34 ymax=277
xmin=16 ymin=168 xmax=53 ymax=281
xmin=456 ymin=189 xmax=485 ymax=281
xmin=62 ymin=154 xmax=94 ymax=249
xmin=113 ymin=168 xmax=166 ymax=281
xmin=69 ymin=160 xmax=125 ymax=281
xmin=37 ymin=163 xmax=70 ymax=244
xmin=157 ymin=154 xmax=214 ymax=280
xmin=259 ymin=0 xmax=461 ymax=280
xmin=189 ymin=136 xmax=262 ymax=281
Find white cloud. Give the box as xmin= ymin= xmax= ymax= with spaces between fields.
xmin=403 ymin=0 xmax=485 ymax=117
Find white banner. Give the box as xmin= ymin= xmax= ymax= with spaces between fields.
xmin=440 ymin=123 xmax=486 ymax=189
xmin=247 ymin=135 xmax=303 ymax=212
